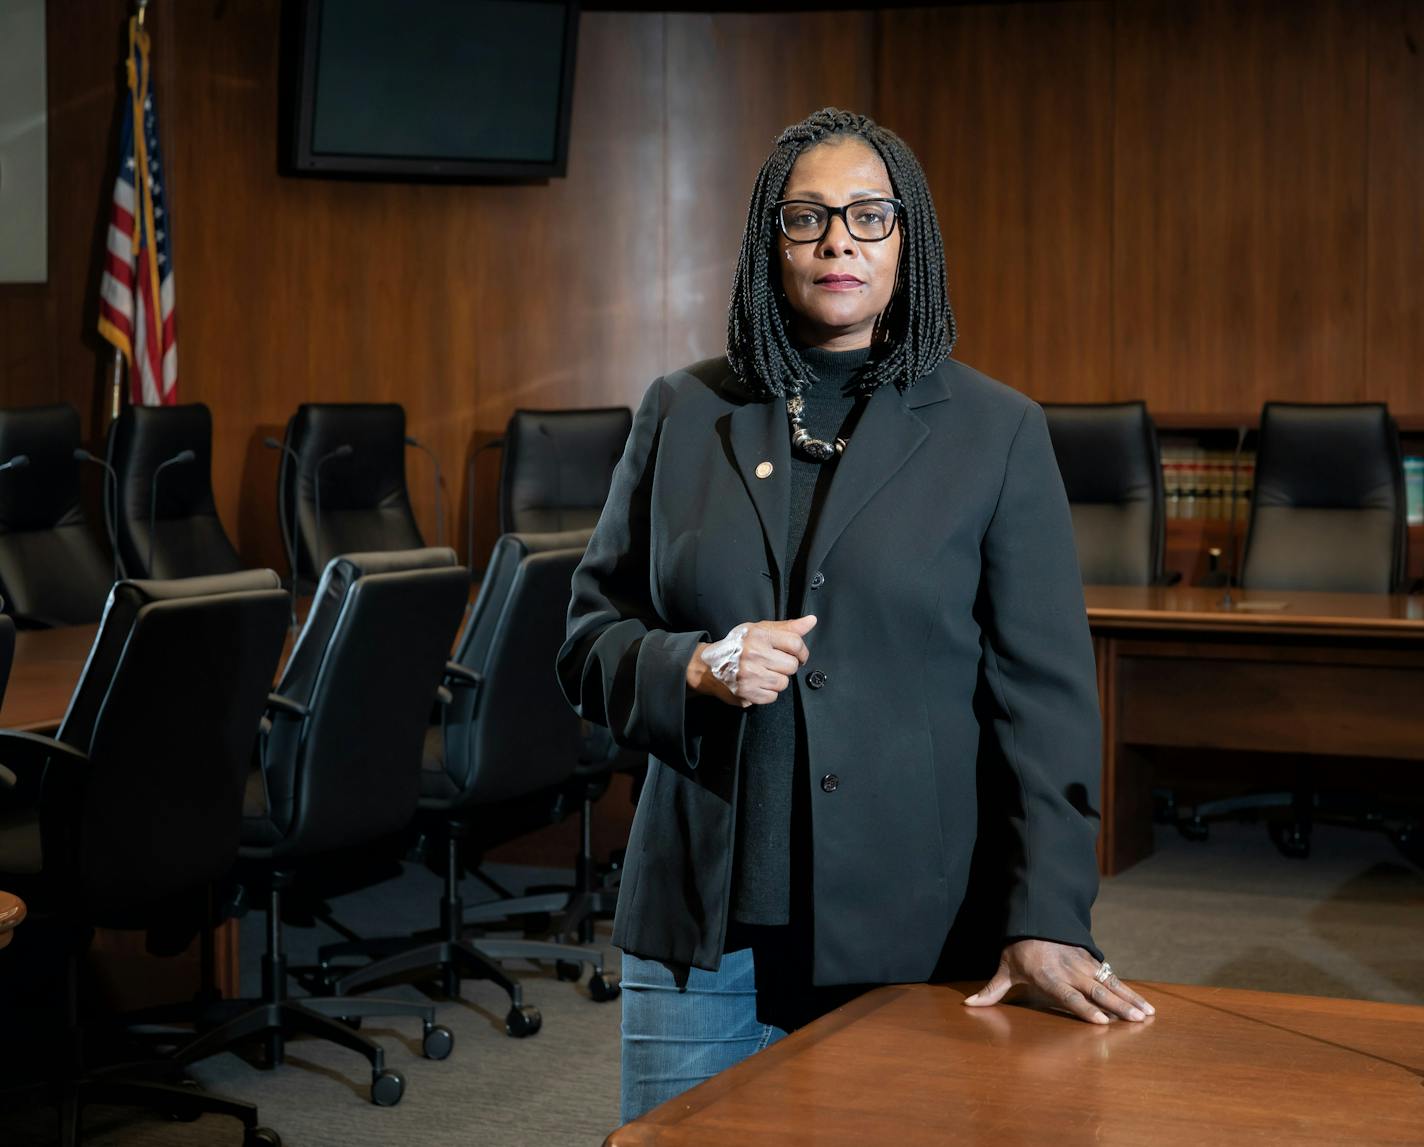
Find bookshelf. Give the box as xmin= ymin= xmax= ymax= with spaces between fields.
xmin=1155 ymin=415 xmax=1424 ymax=587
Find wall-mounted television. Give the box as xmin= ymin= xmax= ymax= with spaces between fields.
xmin=285 ymin=0 xmax=579 ymax=182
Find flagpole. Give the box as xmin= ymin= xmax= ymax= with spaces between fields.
xmin=110 ymin=351 xmax=123 ymax=421
xmin=107 ymin=0 xmax=149 ymax=424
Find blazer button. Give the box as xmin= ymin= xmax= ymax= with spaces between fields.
xmin=809 ymin=570 xmax=826 ymax=590
xmin=820 ymin=773 xmax=839 ymax=793
xmin=806 ymin=669 xmax=827 ymax=689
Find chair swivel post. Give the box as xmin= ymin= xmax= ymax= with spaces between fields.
xmin=261 ymin=884 xmax=287 ymax=1065
xmin=439 ymin=825 xmax=466 ymax=998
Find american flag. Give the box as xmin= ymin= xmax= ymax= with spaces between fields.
xmin=98 ymin=18 xmax=177 ymax=406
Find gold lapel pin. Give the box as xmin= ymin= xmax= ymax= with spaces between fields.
xmin=755 ymin=461 xmax=774 ymax=479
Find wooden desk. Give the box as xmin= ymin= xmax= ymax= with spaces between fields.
xmin=1085 ymin=586 xmax=1424 ymax=874
xmin=608 ymin=981 xmax=1424 ymax=1145
xmin=0 ymin=890 xmax=24 ymax=950
xmin=0 ymin=624 xmax=98 ymax=732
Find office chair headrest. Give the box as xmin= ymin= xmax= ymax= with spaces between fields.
xmin=453 ymin=529 xmax=590 ymax=664
xmin=112 ymin=403 xmax=220 ymax=517
xmin=116 ymin=569 xmax=282 ymax=604
xmin=0 ymin=403 xmax=84 ymax=532
xmin=320 ymin=546 xmax=459 ymax=582
xmin=1043 ymin=402 xmax=1158 ymax=505
xmin=59 ymin=569 xmax=284 ymax=752
xmin=489 ymin=529 xmax=593 ymax=562
xmin=1255 ymin=403 xmax=1400 ymax=510
xmin=285 ymin=403 xmax=409 ymax=510
xmin=279 ymin=547 xmax=460 ymax=705
xmin=500 ymin=407 xmax=633 ymax=534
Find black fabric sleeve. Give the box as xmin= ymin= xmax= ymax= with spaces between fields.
xmin=977 ymin=401 xmax=1103 ymax=960
xmin=556 ymin=378 xmax=711 ymax=771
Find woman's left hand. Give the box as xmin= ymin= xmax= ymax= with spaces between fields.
xmin=963 ymin=939 xmax=1155 ymax=1024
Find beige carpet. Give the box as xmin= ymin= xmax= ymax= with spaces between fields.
xmin=4 ymin=821 xmax=1420 ymax=1146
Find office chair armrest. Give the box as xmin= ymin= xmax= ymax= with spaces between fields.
xmin=1152 ymin=571 xmax=1183 ymax=587
xmin=0 ymin=730 xmax=91 ymax=806
xmin=0 ymin=729 xmax=91 ymax=770
xmin=264 ymin=692 xmax=310 ymax=720
xmin=442 ymin=661 xmax=482 ymax=689
xmin=434 ymin=663 xmax=482 ymax=709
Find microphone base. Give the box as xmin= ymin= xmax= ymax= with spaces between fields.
xmin=1215 ymin=595 xmax=1290 ymax=612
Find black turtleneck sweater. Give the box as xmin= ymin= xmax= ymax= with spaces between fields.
xmin=729 ymin=344 xmax=871 ymax=927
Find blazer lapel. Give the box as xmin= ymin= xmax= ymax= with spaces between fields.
xmin=799 ymin=380 xmax=939 ymax=587
xmin=727 ymin=396 xmax=792 ymax=607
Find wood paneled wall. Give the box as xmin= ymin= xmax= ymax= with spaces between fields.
xmin=879 ymin=0 xmax=1423 ymax=419
xmin=0 ymin=0 xmax=131 ymax=428
xmin=877 ymin=2 xmax=1115 ymax=404
xmin=1111 ymin=0 xmax=1369 ymax=411
xmin=2 ymin=1 xmax=1421 ymax=567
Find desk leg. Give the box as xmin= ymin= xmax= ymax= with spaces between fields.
xmin=216 ymin=919 xmax=240 ymax=999
xmin=1095 ymin=636 xmax=1154 ymax=876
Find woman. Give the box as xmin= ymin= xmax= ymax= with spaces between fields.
xmin=557 ymin=107 xmax=1153 ymax=1123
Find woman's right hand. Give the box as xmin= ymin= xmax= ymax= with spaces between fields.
xmin=685 ymin=616 xmax=817 ymax=707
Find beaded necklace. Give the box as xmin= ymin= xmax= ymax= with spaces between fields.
xmin=786 ymin=394 xmax=848 ymax=462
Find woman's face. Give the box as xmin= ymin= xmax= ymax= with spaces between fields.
xmin=777 ymin=138 xmax=903 ymax=352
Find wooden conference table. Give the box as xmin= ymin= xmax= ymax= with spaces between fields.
xmin=1085 ymin=585 xmax=1424 ymax=875
xmin=3 ymin=586 xmax=1423 ymax=874
xmin=606 ymin=980 xmax=1424 ymax=1145
xmin=1 ymin=622 xmax=98 ymax=732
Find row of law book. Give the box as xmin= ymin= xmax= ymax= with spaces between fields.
xmin=1161 ymin=447 xmax=1255 ymax=521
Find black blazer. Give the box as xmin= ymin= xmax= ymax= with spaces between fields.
xmin=558 ymin=355 xmax=1103 ymax=986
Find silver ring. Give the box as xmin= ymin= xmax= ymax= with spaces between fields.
xmin=1094 ymin=961 xmax=1114 ymax=985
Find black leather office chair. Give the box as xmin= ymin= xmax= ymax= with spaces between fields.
xmin=1184 ymin=403 xmax=1412 ymax=856
xmin=1239 ymin=403 xmax=1407 ymax=594
xmin=160 ymin=547 xmax=470 ymax=1106
xmin=0 ymin=404 xmax=114 ymax=626
xmin=109 ymin=402 xmax=246 ymax=579
xmin=315 ymin=532 xmax=617 ymax=1038
xmin=278 ymin=404 xmax=426 ymax=584
xmin=464 ymin=407 xmax=631 ymax=573
xmin=498 ymin=408 xmax=632 ymax=535
xmin=0 ymin=571 xmax=289 ymax=1147
xmin=1042 ymin=401 xmax=1176 ymax=586
xmin=0 ymin=615 xmax=15 ymax=702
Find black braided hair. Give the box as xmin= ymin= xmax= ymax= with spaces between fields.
xmin=726 ymin=107 xmax=956 ymax=399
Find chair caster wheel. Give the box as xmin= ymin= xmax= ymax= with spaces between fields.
xmin=1178 ymin=818 xmax=1209 ymax=842
xmin=1269 ymin=822 xmax=1311 ymax=859
xmin=245 ymin=1128 xmax=282 ymax=1147
xmin=555 ymin=960 xmax=582 ymax=982
xmin=166 ymin=1077 xmax=202 ymax=1121
xmin=505 ymin=1004 xmax=542 ymax=1038
xmin=370 ymin=1069 xmax=405 ymax=1106
xmin=589 ymin=974 xmax=620 ymax=1002
xmin=423 ymin=1023 xmax=454 ymax=1060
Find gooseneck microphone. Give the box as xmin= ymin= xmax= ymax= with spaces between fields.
xmin=148 ymin=449 xmax=195 ymax=576
xmin=404 ymin=435 xmax=445 ymax=546
xmin=1220 ymin=425 xmax=1249 ymax=610
xmin=264 ymin=436 xmax=303 ymax=631
xmin=0 ymin=454 xmax=29 ymax=474
xmin=74 ymin=449 xmax=122 ymax=585
xmin=313 ymin=444 xmax=354 ymax=575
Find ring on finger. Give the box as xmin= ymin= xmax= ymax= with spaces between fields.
xmin=1094 ymin=960 xmax=1114 ymax=985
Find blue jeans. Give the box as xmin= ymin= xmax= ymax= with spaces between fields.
xmin=619 ymin=947 xmax=788 ymax=1123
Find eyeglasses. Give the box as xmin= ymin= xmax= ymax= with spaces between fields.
xmin=773 ymin=198 xmax=904 ymax=244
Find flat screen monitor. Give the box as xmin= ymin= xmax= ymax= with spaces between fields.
xmin=286 ymin=0 xmax=579 ymax=181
